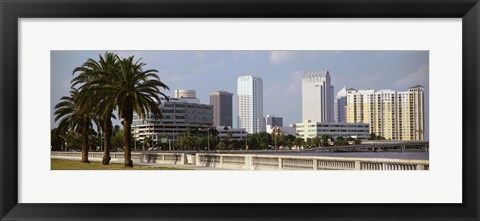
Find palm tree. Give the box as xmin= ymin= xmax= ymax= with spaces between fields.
xmin=54 ymin=88 xmax=94 ymax=163
xmin=72 ymin=52 xmax=118 ymax=165
xmin=110 ymin=55 xmax=169 ymax=167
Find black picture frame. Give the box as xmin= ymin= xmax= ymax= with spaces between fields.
xmin=1 ymin=0 xmax=479 ymax=220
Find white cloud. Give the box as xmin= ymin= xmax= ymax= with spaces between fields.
xmin=270 ymin=51 xmax=295 ymax=64
xmin=285 ymin=70 xmax=304 ymax=94
xmin=394 ymin=64 xmax=429 ymax=88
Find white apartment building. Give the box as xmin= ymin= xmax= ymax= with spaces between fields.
xmin=346 ymin=85 xmax=425 ymax=141
xmin=302 ymin=71 xmax=335 ymax=123
xmin=237 ymin=76 xmax=263 ymax=133
xmin=296 ymin=120 xmax=370 ymax=140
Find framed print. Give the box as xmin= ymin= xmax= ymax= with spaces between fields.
xmin=1 ymin=0 xmax=479 ymax=220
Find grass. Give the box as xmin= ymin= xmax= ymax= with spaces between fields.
xmin=51 ymin=159 xmax=187 ymax=170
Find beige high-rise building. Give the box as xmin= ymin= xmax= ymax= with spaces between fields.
xmin=346 ymin=85 xmax=425 ymax=141
xmin=404 ymin=85 xmax=425 ymax=141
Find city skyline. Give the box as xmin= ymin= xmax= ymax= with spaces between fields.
xmin=51 ymin=50 xmax=429 ymax=139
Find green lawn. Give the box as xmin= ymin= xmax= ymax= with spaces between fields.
xmin=51 ymin=159 xmax=186 ymax=170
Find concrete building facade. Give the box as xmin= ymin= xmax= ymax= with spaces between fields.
xmin=132 ymin=95 xmax=213 ymax=145
xmin=346 ymin=85 xmax=425 ymax=141
xmin=263 ymin=115 xmax=283 ymax=133
xmin=237 ymin=76 xmax=263 ymax=133
xmin=216 ymin=126 xmax=247 ymax=141
xmin=335 ymin=86 xmax=347 ymax=123
xmin=296 ymin=120 xmax=370 ymax=140
xmin=209 ymin=91 xmax=233 ymax=127
xmin=302 ymin=71 xmax=334 ymax=123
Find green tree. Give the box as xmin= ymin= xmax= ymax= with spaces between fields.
xmin=178 ymin=128 xmax=197 ymax=150
xmin=334 ymin=136 xmax=348 ymax=146
xmin=143 ymin=136 xmax=152 ymax=149
xmin=306 ymin=138 xmax=313 ymax=148
xmin=256 ymin=132 xmax=271 ymax=149
xmin=284 ymin=134 xmax=296 ymax=149
xmin=51 ymin=128 xmax=64 ymax=151
xmin=227 ymin=132 xmax=233 ymax=145
xmin=320 ymin=134 xmax=332 ymax=146
xmin=294 ymin=137 xmax=305 ymax=149
xmin=312 ymin=136 xmax=321 ymax=147
xmin=192 ymin=136 xmax=202 ymax=150
xmin=247 ymin=134 xmax=258 ymax=150
xmin=112 ymin=129 xmax=125 ymax=150
xmin=88 ymin=133 xmax=101 ymax=151
xmin=369 ymin=132 xmax=385 ymax=140
xmin=54 ymin=88 xmax=95 ymax=163
xmin=208 ymin=127 xmax=218 ymax=149
xmin=276 ymin=135 xmax=285 ymax=149
xmin=217 ymin=140 xmax=227 ymax=150
xmin=72 ymin=52 xmax=118 ymax=164
xmin=63 ymin=131 xmax=82 ymax=150
xmin=114 ymin=125 xmax=121 ymax=134
xmin=159 ymin=135 xmax=169 ymax=150
xmin=87 ymin=55 xmax=169 ymax=167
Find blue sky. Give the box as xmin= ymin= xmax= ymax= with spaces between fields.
xmin=51 ymin=50 xmax=429 ymax=139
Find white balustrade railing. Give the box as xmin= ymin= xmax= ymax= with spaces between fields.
xmin=51 ymin=151 xmax=429 ymax=170
xmin=195 ymin=153 xmax=428 ymax=170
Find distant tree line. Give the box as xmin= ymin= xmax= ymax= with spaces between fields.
xmin=135 ymin=128 xmax=363 ymax=150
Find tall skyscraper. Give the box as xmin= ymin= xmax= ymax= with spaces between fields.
xmin=398 ymin=85 xmax=425 ymax=141
xmin=237 ymin=76 xmax=263 ymax=133
xmin=302 ymin=71 xmax=334 ymax=122
xmin=334 ymin=86 xmax=347 ymax=123
xmin=346 ymin=85 xmax=425 ymax=141
xmin=209 ymin=91 xmax=233 ymax=127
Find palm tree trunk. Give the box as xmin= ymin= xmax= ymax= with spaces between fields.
xmin=123 ymin=115 xmax=133 ymax=167
xmin=102 ymin=118 xmax=112 ymax=165
xmin=81 ymin=121 xmax=90 ymax=163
